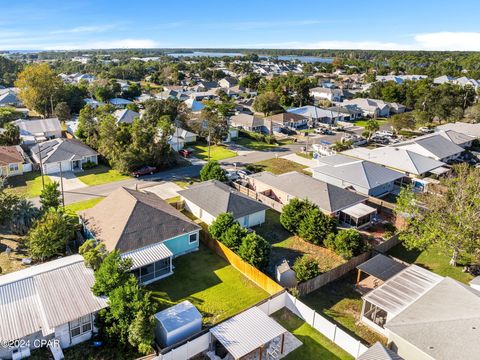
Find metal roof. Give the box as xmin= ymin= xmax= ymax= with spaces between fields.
xmin=0 ymin=255 xmax=108 ymax=342
xmin=363 ymin=265 xmax=442 ymax=317
xmin=122 ymin=242 xmax=173 ymax=270
xmin=155 ymin=300 xmax=202 ymax=333
xmin=341 ymin=202 xmax=376 ymax=219
xmin=356 ymin=342 xmax=404 ymax=360
xmin=210 ymin=307 xmax=287 ymax=359
xmin=14 ymin=118 xmax=61 ymax=136
xmin=357 ymin=254 xmax=407 ymax=282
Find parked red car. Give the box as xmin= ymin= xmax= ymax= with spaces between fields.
xmin=132 ymin=166 xmax=157 ymax=177
xmin=179 ymin=149 xmax=192 ymax=158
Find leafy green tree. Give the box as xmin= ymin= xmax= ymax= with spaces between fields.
xmin=390 ymin=113 xmax=416 ymax=132
xmin=76 ymin=105 xmax=99 ymax=148
xmin=220 ymin=222 xmax=247 ymax=251
xmin=128 ymin=309 xmax=156 ymax=354
xmin=200 ymin=101 xmax=231 ymax=144
xmin=396 ymin=165 xmax=480 ymax=266
xmin=238 ymin=232 xmax=271 ymax=270
xmin=0 ymin=189 xmax=20 ymax=226
xmin=142 ymin=98 xmax=180 ymax=126
xmin=280 ymin=198 xmax=316 ymax=234
xmin=0 ymin=123 xmax=20 ymax=146
xmin=209 ymin=212 xmax=235 ymax=240
xmin=79 ymin=239 xmax=107 ymax=270
xmin=200 ymin=161 xmax=227 ymax=182
xmin=54 ymin=101 xmax=71 ymax=122
xmin=324 ymin=229 xmax=366 ymax=259
xmin=0 ymin=107 xmax=23 ymax=127
xmin=298 ymin=208 xmax=337 ymax=245
xmin=364 ymin=119 xmax=380 ymax=139
xmin=10 ymin=198 xmax=40 ymax=235
xmin=39 ymin=182 xmax=61 ymax=211
xmin=293 ymin=255 xmax=320 ymax=282
xmin=464 ymin=103 xmax=480 ymax=123
xmin=27 ymin=210 xmax=77 ymax=261
xmin=92 ymin=250 xmax=133 ymax=296
xmin=253 ymin=91 xmax=282 ymax=116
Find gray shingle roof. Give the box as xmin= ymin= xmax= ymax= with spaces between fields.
xmin=178 ymin=180 xmax=268 ymax=219
xmin=31 ymin=138 xmax=97 ymax=163
xmin=248 ymin=171 xmax=367 ymax=213
xmin=14 ymin=118 xmax=61 ymax=136
xmin=80 ymin=187 xmax=201 ymax=253
xmin=357 ymin=342 xmax=404 ymax=360
xmin=396 ymin=134 xmax=464 ymax=160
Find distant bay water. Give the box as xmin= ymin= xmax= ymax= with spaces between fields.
xmin=168 ymin=51 xmax=333 ymax=63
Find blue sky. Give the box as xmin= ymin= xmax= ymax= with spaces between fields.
xmin=2 ymin=0 xmax=480 ymax=51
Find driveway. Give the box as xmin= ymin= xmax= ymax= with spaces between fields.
xmin=144 ymin=182 xmax=183 ymax=200
xmin=280 ymin=153 xmax=319 ymax=168
xmin=49 ymin=172 xmax=87 ymax=191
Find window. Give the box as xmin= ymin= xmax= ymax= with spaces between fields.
xmin=189 ymin=233 xmax=198 ymax=244
xmin=70 ymin=315 xmax=93 ymax=338
xmin=140 ymin=263 xmax=155 ymax=282
xmin=9 ymin=164 xmax=19 ymax=172
xmin=243 ymin=215 xmax=249 ymax=227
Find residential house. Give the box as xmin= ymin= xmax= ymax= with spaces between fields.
xmin=31 ymin=138 xmax=98 ymax=174
xmin=0 ymin=255 xmax=108 ymax=360
xmin=342 ymin=98 xmax=391 ymax=118
xmin=184 ymin=98 xmax=205 ymax=112
xmin=0 ymin=145 xmax=29 ymax=177
xmin=0 ymin=90 xmax=21 ymax=107
xmin=418 ymin=129 xmax=475 ymax=149
xmin=83 ymin=98 xmax=105 ymax=109
xmin=342 ymin=147 xmax=447 ymax=177
xmin=359 ymin=262 xmax=480 ymax=360
xmin=178 ymin=180 xmax=268 ymax=227
xmin=14 ymin=118 xmax=62 ymax=145
xmin=357 ymin=342 xmax=404 ymax=360
xmin=80 ymin=187 xmax=201 ymax=284
xmin=312 ymin=154 xmax=405 ymax=197
xmin=109 ymin=98 xmax=133 ymax=108
xmin=327 ymin=105 xmax=363 ymax=121
xmin=376 ymin=75 xmax=427 ymax=84
xmin=246 ymin=171 xmax=376 ymax=228
xmin=392 ymin=134 xmax=464 ymax=162
xmin=266 ymin=112 xmax=308 ymax=130
xmin=433 ymin=75 xmax=455 ymax=85
xmin=173 ymin=127 xmax=198 ymax=143
xmin=433 ymin=75 xmax=480 ymax=88
xmin=230 ymin=113 xmax=265 ymax=132
xmin=219 ymin=77 xmax=239 ymax=88
xmin=436 ymin=121 xmax=480 ymax=139
xmin=310 ymin=87 xmax=343 ymax=102
xmin=287 ymin=105 xmax=344 ymax=125
xmin=113 ymin=108 xmax=139 ymax=124
xmin=388 ymin=102 xmax=406 ymax=114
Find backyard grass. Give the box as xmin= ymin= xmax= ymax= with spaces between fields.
xmin=253 ymin=210 xmax=345 ymax=275
xmin=5 ymin=172 xmax=52 ymax=198
xmin=351 ymin=118 xmax=388 ymax=128
xmin=0 ymin=232 xmax=28 ymax=275
xmin=64 ymin=197 xmax=104 ymax=213
xmin=250 ymin=158 xmax=308 ymax=175
xmin=301 ymin=272 xmax=386 ymax=346
xmin=76 ymin=165 xmax=130 ymax=186
xmin=272 ymin=308 xmax=353 ymax=360
xmin=190 ymin=143 xmax=237 ymax=161
xmin=388 ymin=243 xmax=474 ymax=284
xmin=148 ymin=245 xmax=269 ymax=326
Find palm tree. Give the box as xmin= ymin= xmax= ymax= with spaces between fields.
xmin=10 ymin=199 xmax=40 ymax=235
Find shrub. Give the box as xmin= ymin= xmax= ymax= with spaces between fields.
xmin=293 ymin=255 xmax=320 ymax=282
xmin=245 ymin=163 xmax=263 ymax=173
xmin=82 ymin=160 xmax=97 ymax=169
xmin=200 ymin=160 xmax=227 ymax=182
xmin=238 ymin=232 xmax=271 ymax=270
xmin=208 ymin=212 xmax=235 ymax=240
xmin=383 ymin=222 xmax=397 ymax=238
xmin=39 ymin=182 xmax=61 ymax=211
xmin=297 ymin=207 xmax=337 ymax=245
xmin=280 ymin=198 xmax=316 ymax=234
xmin=325 ymin=229 xmax=367 ymax=260
xmin=220 ymin=222 xmax=247 ymax=251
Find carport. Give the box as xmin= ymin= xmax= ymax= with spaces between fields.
xmin=355 ymin=254 xmax=407 ymax=294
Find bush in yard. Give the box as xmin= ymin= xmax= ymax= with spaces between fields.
xmin=325 ymin=229 xmax=367 ymax=260
xmin=82 ymin=160 xmax=97 ymax=169
xmin=297 ymin=207 xmax=337 ymax=245
xmin=27 ymin=209 xmax=77 ymax=261
xmin=383 ymin=222 xmax=397 ymax=238
xmin=280 ymin=198 xmax=316 ymax=234
xmin=79 ymin=239 xmax=107 ymax=270
xmin=293 ymin=255 xmax=320 ymax=282
xmin=10 ymin=198 xmax=40 ymax=235
xmin=39 ymin=181 xmax=61 ymax=211
xmin=208 ymin=212 xmax=235 ymax=240
xmin=238 ymin=232 xmax=271 ymax=270
xmin=200 ymin=160 xmax=227 ymax=182
xmin=220 ymin=222 xmax=247 ymax=251
xmin=92 ymin=250 xmax=133 ymax=296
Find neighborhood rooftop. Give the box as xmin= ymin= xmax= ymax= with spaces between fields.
xmin=31 ymin=138 xmax=98 ymax=164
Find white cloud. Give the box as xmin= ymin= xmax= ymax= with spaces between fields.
xmin=44 ymin=38 xmax=160 ymax=50
xmin=413 ymin=32 xmax=480 ymax=51
xmin=50 ymin=25 xmax=116 ymax=34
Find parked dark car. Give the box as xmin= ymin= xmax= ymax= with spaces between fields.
xmin=179 ymin=149 xmax=192 ymax=158
xmin=281 ymin=128 xmax=297 ymax=135
xmin=132 ymin=166 xmax=157 ymax=177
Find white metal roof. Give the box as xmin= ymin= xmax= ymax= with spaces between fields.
xmin=210 ymin=307 xmax=287 ymax=359
xmin=122 ymin=242 xmax=173 ymax=270
xmin=363 ymin=265 xmax=442 ymax=318
xmin=155 ymin=300 xmax=202 ymax=332
xmin=342 ymin=202 xmax=377 ymax=219
xmin=0 ymin=255 xmax=108 ymax=342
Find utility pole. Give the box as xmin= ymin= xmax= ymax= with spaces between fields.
xmin=208 ymin=127 xmax=211 ymax=162
xmin=36 ymin=137 xmax=45 ymax=190
xmin=59 ymin=161 xmax=65 ymax=209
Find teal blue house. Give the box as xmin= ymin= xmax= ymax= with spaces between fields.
xmin=80 ymin=187 xmax=201 ymax=284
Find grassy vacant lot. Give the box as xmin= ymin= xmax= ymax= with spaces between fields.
xmin=76 ymin=165 xmax=130 ymax=186
xmin=235 ymin=136 xmax=294 ymax=151
xmin=5 ymin=172 xmax=52 ymax=198
xmin=250 ymin=158 xmax=308 ymax=175
xmin=190 ymin=143 xmax=237 ymax=161
xmin=0 ymin=232 xmax=28 ymax=274
xmin=272 ymin=309 xmax=353 ymax=360
xmin=65 ymin=197 xmax=104 ymax=213
xmin=148 ymin=245 xmax=269 ymax=326
xmin=351 ymin=118 xmax=388 ymax=128
xmin=302 ymin=272 xmax=386 ymax=346
xmin=254 ymin=210 xmax=345 ymax=275
xmin=388 ymin=243 xmax=474 ymax=284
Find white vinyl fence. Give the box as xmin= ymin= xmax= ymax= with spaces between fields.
xmin=156 ymin=292 xmax=369 ymax=359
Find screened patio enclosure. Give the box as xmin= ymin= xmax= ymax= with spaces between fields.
xmin=339 ymin=203 xmax=377 ymax=228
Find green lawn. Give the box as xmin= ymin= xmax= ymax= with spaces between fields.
xmin=302 ymin=272 xmax=386 ymax=346
xmin=235 ymin=137 xmax=294 ymax=151
xmin=0 ymin=232 xmax=28 ymax=275
xmin=5 ymin=172 xmax=52 ymax=198
xmin=190 ymin=143 xmax=237 ymax=161
xmin=76 ymin=165 xmax=130 ymax=186
xmin=148 ymin=245 xmax=269 ymax=326
xmin=388 ymin=243 xmax=474 ymax=284
xmin=249 ymin=158 xmax=307 ymax=175
xmin=64 ymin=197 xmax=104 ymax=213
xmin=272 ymin=309 xmax=353 ymax=360
xmin=296 ymin=151 xmax=314 ymax=159
xmin=351 ymin=118 xmax=388 ymax=128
